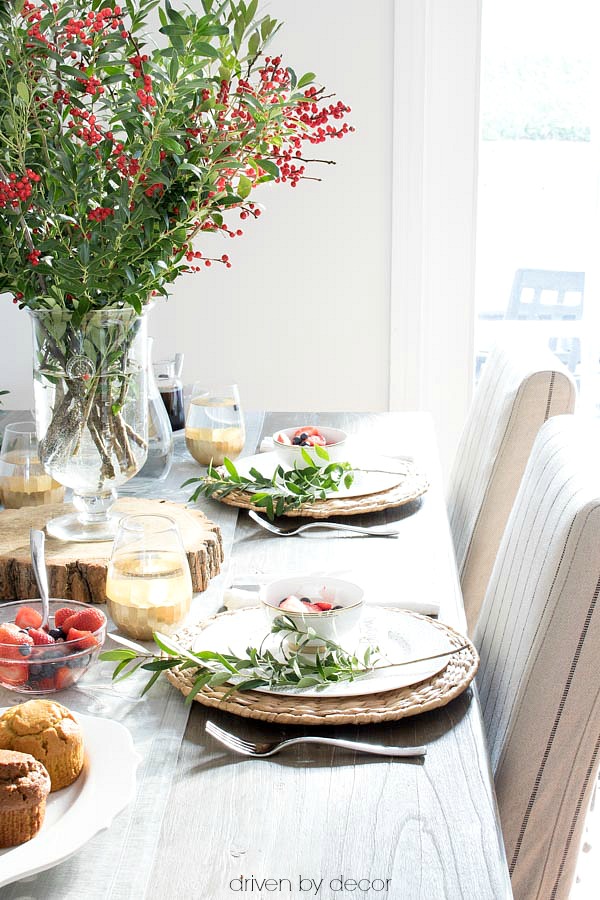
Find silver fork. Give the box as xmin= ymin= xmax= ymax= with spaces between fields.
xmin=205 ymin=720 xmax=426 ymax=758
xmin=248 ymin=509 xmax=399 ymax=538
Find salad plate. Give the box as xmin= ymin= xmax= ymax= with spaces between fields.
xmin=233 ymin=451 xmax=409 ymax=500
xmin=186 ymin=606 xmax=453 ymax=699
xmin=0 ymin=712 xmax=140 ymax=888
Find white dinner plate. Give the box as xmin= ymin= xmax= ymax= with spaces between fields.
xmin=232 ymin=452 xmax=409 ymax=499
xmin=190 ymin=606 xmax=453 ymax=698
xmin=0 ymin=711 xmax=140 ymax=888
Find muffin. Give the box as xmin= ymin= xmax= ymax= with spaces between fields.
xmin=0 ymin=749 xmax=51 ymax=847
xmin=0 ymin=700 xmax=84 ymax=791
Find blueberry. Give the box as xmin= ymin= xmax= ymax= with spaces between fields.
xmin=300 ymin=597 xmax=312 ymax=604
xmin=49 ymin=628 xmax=63 ymax=640
xmin=292 ymin=436 xmax=302 ymax=445
xmin=332 ymin=605 xmax=343 ymax=610
xmin=29 ymin=664 xmax=42 ymax=676
xmin=41 ymin=664 xmax=56 ymax=678
xmin=300 ymin=432 xmax=308 ymax=441
xmin=18 ymin=644 xmax=31 ymax=657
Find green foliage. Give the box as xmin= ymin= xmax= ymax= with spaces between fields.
xmin=184 ymin=449 xmax=356 ymax=519
xmin=0 ymin=0 xmax=350 ymax=315
xmin=100 ymin=616 xmax=385 ymax=698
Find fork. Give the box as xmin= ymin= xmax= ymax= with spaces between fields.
xmin=247 ymin=509 xmax=399 ymax=538
xmin=205 ymin=720 xmax=426 ymax=758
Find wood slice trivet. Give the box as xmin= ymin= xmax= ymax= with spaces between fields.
xmin=214 ymin=462 xmax=429 ymax=518
xmin=166 ymin=610 xmax=479 ymax=726
xmin=0 ymin=497 xmax=223 ymax=603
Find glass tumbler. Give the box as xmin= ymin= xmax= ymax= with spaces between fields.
xmin=185 ymin=383 xmax=245 ymax=466
xmin=105 ymin=514 xmax=193 ymax=640
xmin=0 ymin=421 xmax=65 ymax=509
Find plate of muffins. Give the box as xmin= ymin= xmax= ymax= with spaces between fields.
xmin=0 ymin=698 xmax=140 ymax=887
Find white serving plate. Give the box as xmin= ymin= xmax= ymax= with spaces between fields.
xmin=190 ymin=606 xmax=452 ymax=699
xmin=0 ymin=711 xmax=140 ymax=888
xmin=233 ymin=451 xmax=408 ymax=499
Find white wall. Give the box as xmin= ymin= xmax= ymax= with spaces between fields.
xmin=0 ymin=0 xmax=395 ymax=414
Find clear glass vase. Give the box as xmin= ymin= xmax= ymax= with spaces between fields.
xmin=30 ymin=307 xmax=148 ymax=542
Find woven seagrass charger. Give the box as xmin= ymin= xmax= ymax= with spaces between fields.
xmin=166 ymin=608 xmax=479 ymax=726
xmin=210 ymin=460 xmax=429 ymax=519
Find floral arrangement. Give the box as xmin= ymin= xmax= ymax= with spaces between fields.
xmin=0 ymin=0 xmax=352 ymax=318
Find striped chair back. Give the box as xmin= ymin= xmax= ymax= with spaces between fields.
xmin=474 ymin=415 xmax=600 ymax=900
xmin=448 ymin=341 xmax=576 ymax=632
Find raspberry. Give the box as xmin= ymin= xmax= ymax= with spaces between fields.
xmin=54 ymin=607 xmax=77 ymax=628
xmin=28 ymin=628 xmax=56 ymax=646
xmin=66 ymin=628 xmax=99 ymax=651
xmin=63 ymin=608 xmax=105 ymax=634
xmin=15 ymin=606 xmax=43 ymax=629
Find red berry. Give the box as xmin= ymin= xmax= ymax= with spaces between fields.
xmin=0 ymin=624 xmax=34 ymax=659
xmin=37 ymin=676 xmax=56 ymax=691
xmin=28 ymin=628 xmax=56 ymax=646
xmin=64 ymin=608 xmax=105 ymax=633
xmin=55 ymin=607 xmax=77 ymax=628
xmin=66 ymin=628 xmax=99 ymax=651
xmin=314 ymin=601 xmax=333 ymax=611
xmin=15 ymin=606 xmax=43 ymax=629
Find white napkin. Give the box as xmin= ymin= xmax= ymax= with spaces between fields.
xmin=259 ymin=436 xmax=275 ymax=453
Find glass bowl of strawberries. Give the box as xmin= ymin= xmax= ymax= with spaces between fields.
xmin=0 ymin=600 xmax=107 ymax=694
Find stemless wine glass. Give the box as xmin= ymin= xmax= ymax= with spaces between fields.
xmin=0 ymin=421 xmax=65 ymax=509
xmin=105 ymin=514 xmax=193 ymax=640
xmin=185 ymin=383 xmax=245 ymax=466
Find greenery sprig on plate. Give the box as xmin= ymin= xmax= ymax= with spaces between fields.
xmin=99 ymin=616 xmax=383 ymax=701
xmin=183 ymin=445 xmax=355 ymax=520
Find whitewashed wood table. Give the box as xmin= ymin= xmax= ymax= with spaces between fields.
xmin=0 ymin=411 xmax=512 ymax=900
xmin=147 ymin=411 xmax=512 ymax=900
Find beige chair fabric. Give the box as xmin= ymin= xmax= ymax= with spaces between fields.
xmin=448 ymin=341 xmax=576 ymax=633
xmin=474 ymin=415 xmax=600 ymax=900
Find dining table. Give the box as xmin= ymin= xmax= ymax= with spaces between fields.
xmin=0 ymin=410 xmax=512 ymax=900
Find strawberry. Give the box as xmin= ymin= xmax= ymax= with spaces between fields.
xmin=0 ymin=624 xmax=34 ymax=659
xmin=37 ymin=677 xmax=56 ymax=691
xmin=0 ymin=661 xmax=29 ymax=685
xmin=28 ymin=628 xmax=56 ymax=646
xmin=294 ymin=426 xmax=319 ymax=438
xmin=54 ymin=666 xmax=75 ymax=691
xmin=54 ymin=607 xmax=77 ymax=629
xmin=314 ymin=601 xmax=333 ymax=611
xmin=62 ymin=608 xmax=105 ymax=634
xmin=66 ymin=628 xmax=98 ymax=651
xmin=15 ymin=606 xmax=43 ymax=630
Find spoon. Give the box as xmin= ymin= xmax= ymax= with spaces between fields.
xmin=30 ymin=528 xmax=51 ymax=631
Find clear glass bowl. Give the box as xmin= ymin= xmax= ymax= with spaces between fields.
xmin=0 ymin=599 xmax=106 ymax=694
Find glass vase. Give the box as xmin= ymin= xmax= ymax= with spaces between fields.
xmin=30 ymin=307 xmax=148 ymax=542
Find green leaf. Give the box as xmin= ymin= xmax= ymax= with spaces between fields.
xmin=194 ymin=41 xmax=221 ymax=59
xmin=258 ymin=158 xmax=280 ymax=179
xmin=237 ymin=174 xmax=252 ymax=199
xmin=16 ymin=82 xmax=30 ymax=103
xmin=297 ymin=72 xmax=316 ymax=89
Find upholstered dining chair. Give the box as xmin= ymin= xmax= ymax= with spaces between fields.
xmin=474 ymin=414 xmax=600 ymax=900
xmin=448 ymin=340 xmax=576 ymax=633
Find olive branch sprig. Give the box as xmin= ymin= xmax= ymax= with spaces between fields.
xmin=183 ymin=445 xmax=355 ymax=519
xmin=99 ymin=615 xmax=385 ymax=701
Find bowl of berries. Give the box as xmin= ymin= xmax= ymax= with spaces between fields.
xmin=261 ymin=575 xmax=364 ymax=648
xmin=0 ymin=600 xmax=107 ymax=694
xmin=272 ymin=425 xmax=348 ymax=468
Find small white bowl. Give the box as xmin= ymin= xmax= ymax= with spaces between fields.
xmin=272 ymin=425 xmax=348 ymax=468
xmin=260 ymin=575 xmax=364 ymax=649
